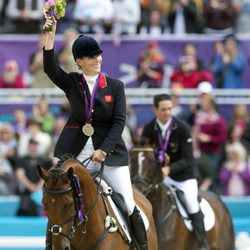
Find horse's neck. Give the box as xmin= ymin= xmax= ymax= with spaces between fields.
xmin=78 ymin=172 xmax=97 ymax=206
xmin=77 ymin=173 xmax=109 ymax=241
xmin=77 ymin=170 xmax=106 ymax=219
xmin=150 ymin=184 xmax=175 ymax=207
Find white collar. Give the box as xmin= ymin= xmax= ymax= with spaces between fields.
xmin=83 ymin=73 xmax=99 ymax=85
xmin=156 ymin=118 xmax=172 ymax=130
xmin=156 ymin=118 xmax=172 ymax=137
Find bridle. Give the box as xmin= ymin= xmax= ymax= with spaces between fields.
xmin=132 ymin=147 xmax=177 ymax=222
xmin=43 ymin=160 xmax=105 ymax=245
xmin=132 ymin=172 xmax=161 ymax=196
xmin=43 ymin=168 xmax=87 ymax=241
xmin=132 ymin=147 xmax=162 ymax=196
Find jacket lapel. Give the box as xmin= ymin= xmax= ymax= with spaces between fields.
xmin=95 ymin=73 xmax=108 ymax=100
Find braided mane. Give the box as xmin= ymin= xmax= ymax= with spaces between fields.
xmin=55 ymin=154 xmax=75 ymax=168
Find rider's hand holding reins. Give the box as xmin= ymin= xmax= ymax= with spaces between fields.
xmin=91 ymin=149 xmax=107 ymax=163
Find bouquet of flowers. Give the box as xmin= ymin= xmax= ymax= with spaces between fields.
xmin=43 ymin=0 xmax=66 ymax=31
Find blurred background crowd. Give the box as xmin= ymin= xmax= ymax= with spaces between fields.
xmin=0 ymin=85 xmax=250 ymax=216
xmin=0 ymin=0 xmax=250 ymax=217
xmin=0 ymin=35 xmax=247 ymax=89
xmin=1 ymin=0 xmax=250 ymax=36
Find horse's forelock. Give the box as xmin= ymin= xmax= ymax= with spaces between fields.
xmin=132 ymin=148 xmax=162 ymax=183
xmin=135 ymin=150 xmax=155 ymax=165
xmin=48 ymin=168 xmax=66 ymax=183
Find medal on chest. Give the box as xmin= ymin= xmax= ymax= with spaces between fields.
xmin=82 ymin=123 xmax=94 ymax=137
xmin=80 ymin=74 xmax=101 ymax=137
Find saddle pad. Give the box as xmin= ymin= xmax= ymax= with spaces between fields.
xmin=107 ymin=196 xmax=150 ymax=241
xmin=172 ymin=190 xmax=215 ymax=232
xmin=98 ymin=178 xmax=149 ymax=241
xmin=107 ymin=196 xmax=132 ymax=242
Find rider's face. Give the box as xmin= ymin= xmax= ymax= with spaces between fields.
xmin=154 ymin=100 xmax=172 ymax=124
xmin=76 ymin=54 xmax=102 ymax=76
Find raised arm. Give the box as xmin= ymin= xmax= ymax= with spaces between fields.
xmin=43 ymin=14 xmax=57 ymax=50
xmin=43 ymin=15 xmax=72 ymax=91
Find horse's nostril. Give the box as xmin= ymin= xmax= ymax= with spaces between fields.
xmin=65 ymin=247 xmax=70 ymax=250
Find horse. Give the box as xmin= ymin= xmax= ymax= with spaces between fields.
xmin=37 ymin=154 xmax=158 ymax=250
xmin=130 ymin=147 xmax=235 ymax=250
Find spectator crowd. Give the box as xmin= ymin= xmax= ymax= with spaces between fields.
xmin=0 ymin=1 xmax=248 ymax=90
xmin=0 ymin=92 xmax=250 ymax=207
xmin=0 ymin=0 xmax=250 ymax=217
xmin=0 ymin=34 xmax=247 ymax=90
xmin=1 ymin=0 xmax=250 ymax=36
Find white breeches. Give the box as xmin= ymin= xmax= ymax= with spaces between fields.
xmin=163 ymin=176 xmax=200 ymax=214
xmin=77 ymin=138 xmax=136 ymax=215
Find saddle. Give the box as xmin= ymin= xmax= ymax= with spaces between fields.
xmin=168 ymin=185 xmax=215 ymax=231
xmin=94 ymin=177 xmax=132 ymax=242
xmin=95 ymin=178 xmax=149 ymax=243
xmin=111 ymin=191 xmax=129 ymax=221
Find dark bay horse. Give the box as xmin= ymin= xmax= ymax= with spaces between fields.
xmin=130 ymin=147 xmax=235 ymax=250
xmin=37 ymin=155 xmax=158 ymax=250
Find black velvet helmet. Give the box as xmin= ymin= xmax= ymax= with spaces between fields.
xmin=72 ymin=35 xmax=103 ymax=60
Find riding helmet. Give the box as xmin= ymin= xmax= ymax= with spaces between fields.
xmin=72 ymin=35 xmax=103 ymax=60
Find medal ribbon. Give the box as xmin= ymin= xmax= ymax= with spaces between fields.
xmin=157 ymin=117 xmax=174 ymax=165
xmin=80 ymin=74 xmax=101 ymax=124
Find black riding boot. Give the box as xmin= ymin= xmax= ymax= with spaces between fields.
xmin=129 ymin=206 xmax=148 ymax=250
xmin=45 ymin=221 xmax=52 ymax=250
xmin=190 ymin=210 xmax=209 ymax=250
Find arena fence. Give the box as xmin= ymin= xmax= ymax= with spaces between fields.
xmin=1 ymin=88 xmax=250 ymax=105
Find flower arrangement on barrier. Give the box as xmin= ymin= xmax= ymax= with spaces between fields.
xmin=43 ymin=0 xmax=66 ymax=31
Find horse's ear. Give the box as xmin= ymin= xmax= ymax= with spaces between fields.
xmin=67 ymin=167 xmax=74 ymax=180
xmin=37 ymin=165 xmax=49 ymax=181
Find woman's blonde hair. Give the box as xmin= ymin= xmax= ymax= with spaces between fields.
xmin=227 ymin=142 xmax=247 ymax=161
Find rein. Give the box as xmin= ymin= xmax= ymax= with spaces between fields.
xmin=160 ymin=188 xmax=177 ymax=225
xmin=132 ymin=174 xmax=161 ymax=196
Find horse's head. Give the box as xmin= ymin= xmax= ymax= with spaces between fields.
xmin=130 ymin=146 xmax=163 ymax=195
xmin=131 ymin=147 xmax=178 ymax=244
xmin=37 ymin=157 xmax=85 ymax=250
